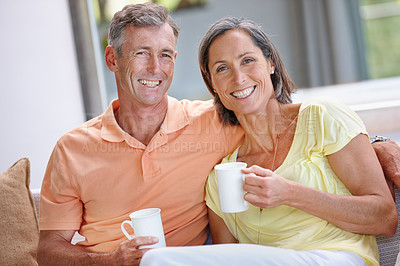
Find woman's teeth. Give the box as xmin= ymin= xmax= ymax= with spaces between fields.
xmin=232 ymin=86 xmax=255 ymax=99
xmin=139 ymin=79 xmax=160 ymax=87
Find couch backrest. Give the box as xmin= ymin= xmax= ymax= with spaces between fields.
xmin=376 ymin=187 xmax=400 ymax=265
xmin=31 ymin=189 xmax=400 ymax=265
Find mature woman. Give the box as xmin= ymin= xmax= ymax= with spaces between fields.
xmin=140 ymin=17 xmax=397 ymax=266
xmin=199 ymin=17 xmax=397 ymax=265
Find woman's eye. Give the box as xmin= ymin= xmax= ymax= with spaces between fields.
xmin=243 ymin=58 xmax=254 ymax=64
xmin=217 ymin=66 xmax=227 ymax=72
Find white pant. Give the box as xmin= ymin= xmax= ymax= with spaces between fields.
xmin=140 ymin=244 xmax=366 ymax=266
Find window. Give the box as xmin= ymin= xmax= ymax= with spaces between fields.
xmin=71 ymin=0 xmax=400 ymax=130
xmin=359 ymin=0 xmax=400 ymax=79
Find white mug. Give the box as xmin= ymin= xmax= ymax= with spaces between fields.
xmin=214 ymin=162 xmax=249 ymax=213
xmin=121 ymin=208 xmax=166 ymax=249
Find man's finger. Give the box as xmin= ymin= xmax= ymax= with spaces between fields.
xmin=127 ymin=236 xmax=159 ymax=248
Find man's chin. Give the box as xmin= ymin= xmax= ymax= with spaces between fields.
xmin=138 ymin=94 xmax=169 ymax=107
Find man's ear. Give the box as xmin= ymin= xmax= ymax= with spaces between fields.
xmin=105 ymin=45 xmax=118 ymax=72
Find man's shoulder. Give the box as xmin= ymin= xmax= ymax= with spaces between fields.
xmin=57 ymin=115 xmax=103 ymax=145
xmin=176 ymin=98 xmax=216 ymax=116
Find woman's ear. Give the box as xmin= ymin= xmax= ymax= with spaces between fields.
xmin=270 ymin=62 xmax=275 ymax=74
xmin=105 ymin=45 xmax=118 ymax=72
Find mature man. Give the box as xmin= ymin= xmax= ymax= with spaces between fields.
xmin=38 ymin=3 xmax=242 ymax=265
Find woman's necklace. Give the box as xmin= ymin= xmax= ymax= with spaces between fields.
xmin=235 ymin=103 xmax=290 ymax=245
xmin=256 ymin=120 xmax=281 ymax=244
xmin=271 ymin=131 xmax=281 ymax=171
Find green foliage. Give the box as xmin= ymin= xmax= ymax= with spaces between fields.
xmin=360 ymin=0 xmax=400 ymax=79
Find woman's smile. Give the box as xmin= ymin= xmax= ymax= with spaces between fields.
xmin=231 ymin=86 xmax=256 ymax=99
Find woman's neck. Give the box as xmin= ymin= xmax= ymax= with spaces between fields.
xmin=237 ymin=101 xmax=300 ymax=158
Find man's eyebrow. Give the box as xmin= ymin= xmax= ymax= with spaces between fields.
xmin=161 ymin=48 xmax=175 ymax=54
xmin=129 ymin=46 xmax=175 ymax=54
xmin=134 ymin=46 xmax=151 ymax=51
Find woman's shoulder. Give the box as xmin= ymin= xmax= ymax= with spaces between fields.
xmin=299 ymin=96 xmax=353 ymax=117
xmin=300 ymin=96 xmax=343 ymax=109
xmin=298 ymin=96 xmax=366 ymax=133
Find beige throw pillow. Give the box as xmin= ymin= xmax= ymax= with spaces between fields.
xmin=0 ymin=158 xmax=39 ymax=265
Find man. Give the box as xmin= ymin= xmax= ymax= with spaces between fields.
xmin=38 ymin=3 xmax=242 ymax=265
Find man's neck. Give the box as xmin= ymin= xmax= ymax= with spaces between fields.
xmin=115 ymin=97 xmax=168 ymax=146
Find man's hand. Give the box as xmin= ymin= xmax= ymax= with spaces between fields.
xmin=373 ymin=140 xmax=400 ymax=189
xmin=111 ymin=236 xmax=159 ymax=266
xmin=38 ymin=230 xmax=159 ymax=266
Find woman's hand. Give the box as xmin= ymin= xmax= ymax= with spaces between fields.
xmin=240 ymin=134 xmax=398 ymax=236
xmin=242 ymin=165 xmax=294 ymax=209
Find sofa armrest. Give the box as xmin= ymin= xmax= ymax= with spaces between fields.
xmin=377 ymin=186 xmax=400 ymax=266
xmin=31 ymin=188 xmax=41 ymax=217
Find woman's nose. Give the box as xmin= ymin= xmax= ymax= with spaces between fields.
xmin=232 ymin=67 xmax=245 ymax=84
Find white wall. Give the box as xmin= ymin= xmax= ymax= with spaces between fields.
xmin=0 ymin=0 xmax=85 ymax=189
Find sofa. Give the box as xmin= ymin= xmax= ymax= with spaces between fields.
xmin=1 ymin=158 xmax=400 ymax=265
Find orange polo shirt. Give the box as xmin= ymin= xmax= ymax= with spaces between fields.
xmin=40 ymin=97 xmax=243 ymax=252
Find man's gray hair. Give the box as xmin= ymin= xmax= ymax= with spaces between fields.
xmin=107 ymin=3 xmax=180 ymax=57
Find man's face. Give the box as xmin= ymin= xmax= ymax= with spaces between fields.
xmin=111 ymin=23 xmax=177 ymax=107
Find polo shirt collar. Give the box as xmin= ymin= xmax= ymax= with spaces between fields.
xmin=101 ymin=99 xmax=127 ymax=143
xmin=161 ymin=96 xmax=189 ymax=133
xmin=100 ymin=97 xmax=189 ymax=143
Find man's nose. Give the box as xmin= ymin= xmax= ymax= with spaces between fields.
xmin=147 ymin=56 xmax=160 ymax=73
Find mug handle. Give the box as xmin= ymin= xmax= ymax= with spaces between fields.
xmin=121 ymin=220 xmax=133 ymax=240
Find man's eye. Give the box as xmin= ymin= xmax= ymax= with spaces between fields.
xmin=161 ymin=54 xmax=171 ymax=58
xmin=243 ymin=58 xmax=254 ymax=64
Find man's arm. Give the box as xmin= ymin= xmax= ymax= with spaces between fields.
xmin=372 ymin=140 xmax=400 ymax=189
xmin=37 ymin=230 xmax=158 ymax=266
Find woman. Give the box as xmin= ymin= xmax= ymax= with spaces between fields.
xmin=140 ymin=17 xmax=397 ymax=266
xmin=199 ymin=17 xmax=397 ymax=265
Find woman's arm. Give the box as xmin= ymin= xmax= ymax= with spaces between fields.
xmin=208 ymin=208 xmax=238 ymax=244
xmin=242 ymin=134 xmax=398 ymax=236
xmin=324 ymin=133 xmax=398 ymax=235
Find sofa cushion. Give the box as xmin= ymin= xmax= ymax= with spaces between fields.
xmin=0 ymin=158 xmax=39 ymax=265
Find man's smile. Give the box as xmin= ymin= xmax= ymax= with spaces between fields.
xmin=138 ymin=79 xmax=161 ymax=87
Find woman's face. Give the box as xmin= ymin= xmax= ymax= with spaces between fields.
xmin=208 ymin=29 xmax=275 ymax=115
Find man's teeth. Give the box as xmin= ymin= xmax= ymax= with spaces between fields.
xmin=139 ymin=80 xmax=160 ymax=87
xmin=232 ymin=87 xmax=255 ymax=99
